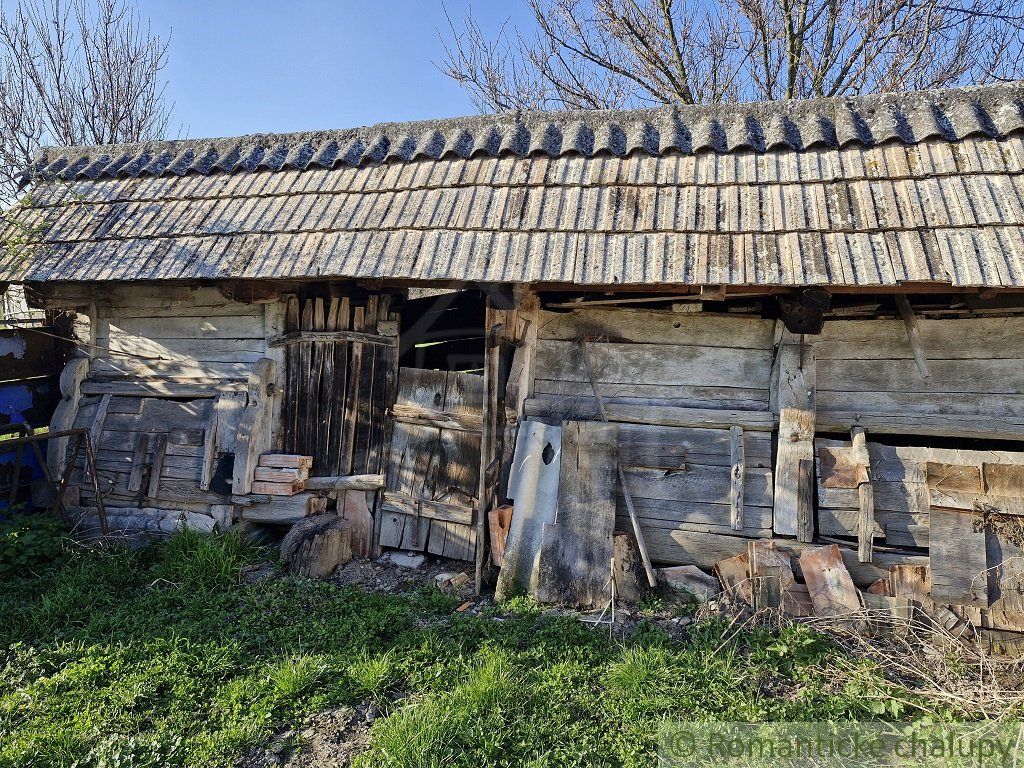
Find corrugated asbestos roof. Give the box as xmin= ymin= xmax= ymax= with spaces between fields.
xmin=6 ymin=81 xmax=1024 ymax=287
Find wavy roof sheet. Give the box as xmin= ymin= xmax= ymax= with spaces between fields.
xmin=6 ymin=82 xmax=1024 ymax=288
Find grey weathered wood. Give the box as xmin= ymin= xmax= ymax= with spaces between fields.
xmin=304 ymin=474 xmax=385 ymax=491
xmin=579 ymin=338 xmax=657 ymax=588
xmin=772 ymin=338 xmax=816 ymax=536
xmin=127 ymin=433 xmax=150 ymax=493
xmin=929 ymin=507 xmax=989 ymax=607
xmin=537 ymin=308 xmax=775 ymax=349
xmin=894 ymin=295 xmax=930 ymax=378
xmin=476 ymin=319 xmax=501 ymax=594
xmin=231 ymin=358 xmax=275 ymax=496
xmin=535 ymin=339 xmax=773 ymax=389
xmin=147 ymin=434 xmax=167 ymax=498
xmin=536 ymin=421 xmax=618 ymax=608
xmin=730 ymin=426 xmax=744 ymax=531
xmin=199 ymin=408 xmax=219 ymax=491
xmin=88 ymin=394 xmax=111 ymax=450
xmin=524 ymin=399 xmax=775 ymax=430
xmin=269 ymin=329 xmax=397 ymax=347
xmin=851 ymin=427 xmax=875 ymax=563
xmin=796 ymin=458 xmax=814 ymax=542
xmin=47 ymin=358 xmax=89 ymax=478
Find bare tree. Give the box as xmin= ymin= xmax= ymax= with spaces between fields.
xmin=440 ymin=0 xmax=1024 ymax=111
xmin=0 ymin=0 xmax=172 ymax=199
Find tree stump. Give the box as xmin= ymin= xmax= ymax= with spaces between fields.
xmin=280 ymin=513 xmax=352 ymax=579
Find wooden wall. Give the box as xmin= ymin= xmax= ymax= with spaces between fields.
xmin=523 ymin=306 xmax=778 ymax=566
xmin=813 ymin=316 xmax=1024 ymax=440
xmin=516 ymin=302 xmax=1024 ymax=593
xmin=52 ymin=286 xmax=278 ymax=531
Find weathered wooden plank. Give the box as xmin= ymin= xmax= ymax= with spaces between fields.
xmin=926 ymin=462 xmax=984 ymax=493
xmin=47 ymin=358 xmax=89 ymax=478
xmin=531 ymin=380 xmax=768 ymax=410
xmin=814 ymin=316 xmax=1024 ymax=361
xmin=817 ymin=358 xmax=1024 ymax=395
xmin=730 ymin=426 xmax=744 ymax=531
xmin=126 ymin=433 xmax=150 ymax=494
xmin=851 ymin=427 xmax=874 ymax=563
xmin=102 ymin=314 xmax=266 ymax=340
xmin=930 ymin=508 xmax=989 ymax=607
xmin=772 ymin=340 xmax=815 ymax=536
xmin=536 ymin=421 xmax=618 ymax=608
xmin=800 ymin=544 xmax=862 ymax=616
xmin=894 ymin=295 xmax=930 ymax=378
xmin=90 ymin=356 xmax=252 ymax=381
xmin=269 ymin=329 xmax=396 ymax=347
xmin=620 ymin=464 xmax=773 ymax=507
xmin=815 ymin=390 xmax=1024 ymax=419
xmin=97 ymin=334 xmax=267 ymax=363
xmin=147 ymin=433 xmax=167 ymax=498
xmin=537 ymin=308 xmax=775 ymax=348
xmin=816 ymin=412 xmax=1024 ymax=440
xmin=524 ymin=399 xmax=776 ymax=430
xmin=984 ymin=463 xmax=1024 ymax=497
xmin=231 ymin=358 xmax=275 ymax=496
xmin=102 ymin=398 xmax=213 ymax=434
xmin=535 ymin=340 xmax=773 ymax=388
xmin=304 ymin=474 xmax=384 ymax=491
xmin=617 ymin=422 xmax=773 ymax=465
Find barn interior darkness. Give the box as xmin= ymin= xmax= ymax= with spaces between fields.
xmin=399 ymin=290 xmax=486 ymax=373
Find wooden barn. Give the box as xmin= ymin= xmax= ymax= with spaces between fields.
xmin=4 ymin=81 xmax=1024 ymax=635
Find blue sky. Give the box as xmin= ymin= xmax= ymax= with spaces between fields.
xmin=136 ymin=0 xmax=534 ymax=139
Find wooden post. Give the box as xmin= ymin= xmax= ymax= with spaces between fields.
xmin=796 ymin=458 xmax=814 ymax=542
xmin=851 ymin=426 xmax=875 ymax=563
xmin=579 ymin=339 xmax=658 ymax=588
xmin=47 ymin=358 xmax=89 ymax=479
xmin=475 ymin=311 xmax=500 ymax=595
xmin=894 ymin=294 xmax=930 ymax=378
xmin=729 ymin=425 xmax=745 ymax=531
xmin=771 ymin=334 xmax=816 ymax=536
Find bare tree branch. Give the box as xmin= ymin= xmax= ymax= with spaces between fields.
xmin=439 ymin=0 xmax=1024 ymax=111
xmin=0 ymin=0 xmax=173 ymax=201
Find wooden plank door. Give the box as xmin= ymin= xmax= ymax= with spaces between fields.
xmin=280 ymin=294 xmax=398 ymax=479
xmin=377 ymin=368 xmax=483 ymax=561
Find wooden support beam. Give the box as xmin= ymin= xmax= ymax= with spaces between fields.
xmin=304 ymin=474 xmax=385 ymax=492
xmin=147 ymin=434 xmax=167 ymax=499
xmin=269 ymin=329 xmax=396 ymax=347
xmin=47 ymin=358 xmax=89 ymax=479
xmin=772 ymin=336 xmax=816 ymax=536
xmin=894 ymin=294 xmax=930 ymax=378
xmin=851 ymin=426 xmax=875 ymax=563
xmin=231 ymin=358 xmax=275 ymax=496
xmin=127 ymin=433 xmax=150 ymax=493
xmin=796 ymin=458 xmax=815 ymax=542
xmin=580 ymin=339 xmax=658 ymax=588
xmin=475 ymin=315 xmax=501 ymax=595
xmin=729 ymin=425 xmax=745 ymax=531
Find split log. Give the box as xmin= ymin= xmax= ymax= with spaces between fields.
xmin=280 ymin=513 xmax=353 ymax=579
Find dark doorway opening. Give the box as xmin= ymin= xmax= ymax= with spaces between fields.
xmin=399 ymin=290 xmax=486 ymax=373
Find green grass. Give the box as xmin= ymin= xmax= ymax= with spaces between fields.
xmin=0 ymin=526 xmax=977 ymax=768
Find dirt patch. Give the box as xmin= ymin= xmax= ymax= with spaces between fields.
xmin=331 ymin=554 xmax=477 ymax=603
xmin=237 ymin=706 xmax=371 ymax=768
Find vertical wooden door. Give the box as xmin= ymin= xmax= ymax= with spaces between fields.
xmin=280 ymin=294 xmax=398 ymax=479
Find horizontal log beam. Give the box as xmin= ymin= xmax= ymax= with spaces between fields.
xmin=269 ymin=330 xmax=396 ymax=347
xmin=304 ymin=474 xmax=385 ymax=492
